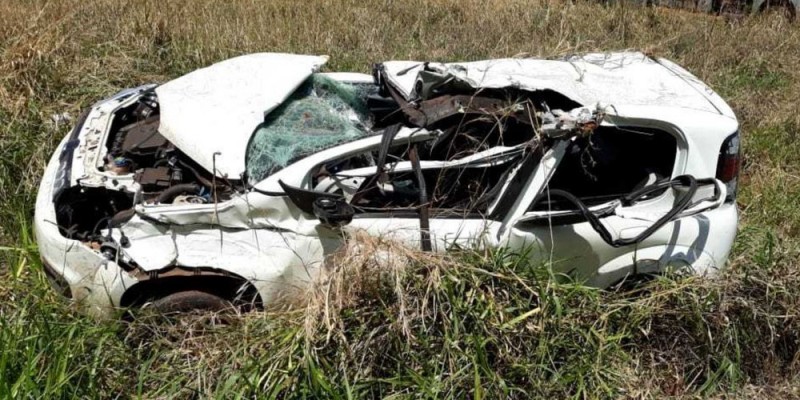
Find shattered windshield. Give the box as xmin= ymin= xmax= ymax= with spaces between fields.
xmin=245 ymin=74 xmax=375 ymax=183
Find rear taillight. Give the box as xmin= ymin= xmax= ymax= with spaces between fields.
xmin=716 ymin=131 xmax=740 ymax=202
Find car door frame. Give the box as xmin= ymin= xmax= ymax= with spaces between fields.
xmin=504 ymin=116 xmax=727 ymax=286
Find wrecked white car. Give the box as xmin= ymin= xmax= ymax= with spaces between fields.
xmin=34 ymin=52 xmax=740 ymax=316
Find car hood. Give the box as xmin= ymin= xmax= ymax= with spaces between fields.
xmin=155 ymin=53 xmax=329 ymax=178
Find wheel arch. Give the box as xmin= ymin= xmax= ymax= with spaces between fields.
xmin=119 ymin=268 xmax=263 ymax=310
xmin=589 ymin=245 xmax=719 ymax=287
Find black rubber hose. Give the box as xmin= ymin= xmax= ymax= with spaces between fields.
xmin=156 ymin=183 xmax=200 ymax=204
xmin=178 ymin=160 xmax=215 ymax=188
xmin=615 ymin=175 xmax=697 ymax=246
xmin=542 ymin=189 xmax=616 ymax=245
xmin=409 ymin=145 xmax=432 ymax=252
xmin=535 ymin=175 xmax=698 ymax=248
xmin=110 ymin=209 xmax=136 ymax=227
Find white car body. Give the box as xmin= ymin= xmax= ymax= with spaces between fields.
xmin=34 ymin=52 xmax=739 ymax=317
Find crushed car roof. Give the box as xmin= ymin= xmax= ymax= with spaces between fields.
xmin=381 ymin=52 xmax=733 ymax=117
xmin=154 ymin=51 xmax=732 ymax=179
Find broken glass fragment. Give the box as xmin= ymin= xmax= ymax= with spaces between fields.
xmin=246 ymin=74 xmax=375 ymax=183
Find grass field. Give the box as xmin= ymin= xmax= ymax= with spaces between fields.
xmin=2 ymin=0 xmax=800 ymax=398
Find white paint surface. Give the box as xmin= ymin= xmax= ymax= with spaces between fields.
xmin=382 ymin=52 xmax=734 ymax=117
xmin=156 ymin=53 xmax=328 ymax=178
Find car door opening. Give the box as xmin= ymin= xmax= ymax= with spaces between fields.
xmin=531 ymin=126 xmax=678 ymax=211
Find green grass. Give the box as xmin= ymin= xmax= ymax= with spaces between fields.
xmin=2 ymin=0 xmax=800 ymax=398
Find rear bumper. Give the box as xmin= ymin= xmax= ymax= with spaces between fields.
xmin=508 ymin=200 xmax=739 ymax=288
xmin=591 ymin=202 xmax=738 ymax=286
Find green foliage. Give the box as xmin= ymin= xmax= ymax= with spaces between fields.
xmin=722 ymin=59 xmax=790 ymax=94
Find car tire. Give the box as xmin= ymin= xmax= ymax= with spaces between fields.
xmin=123 ymin=291 xmax=235 ymax=346
xmin=147 ymin=290 xmax=234 ymax=314
xmin=759 ymin=0 xmax=797 ymax=20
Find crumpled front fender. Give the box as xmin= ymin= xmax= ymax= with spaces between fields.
xmin=113 ymin=216 xmax=342 ymax=304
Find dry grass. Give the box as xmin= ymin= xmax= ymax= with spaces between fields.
xmin=2 ymin=0 xmax=800 ymax=398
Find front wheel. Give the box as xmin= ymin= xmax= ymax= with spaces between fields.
xmin=123 ymin=291 xmax=236 ymax=345
xmin=147 ymin=290 xmax=233 ymax=314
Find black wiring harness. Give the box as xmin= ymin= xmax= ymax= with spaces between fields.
xmin=534 ymin=175 xmax=698 ymax=248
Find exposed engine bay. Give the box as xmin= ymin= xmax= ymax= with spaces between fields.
xmin=54 ymin=90 xmax=239 ymax=243
xmin=104 ymin=93 xmax=237 ymax=204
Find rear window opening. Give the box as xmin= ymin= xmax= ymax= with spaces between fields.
xmin=531 ymin=126 xmax=677 ymax=211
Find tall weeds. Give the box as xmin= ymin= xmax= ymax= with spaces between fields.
xmin=1 ymin=0 xmax=800 ymax=398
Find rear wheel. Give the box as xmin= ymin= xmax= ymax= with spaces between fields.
xmin=759 ymin=0 xmax=796 ymax=20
